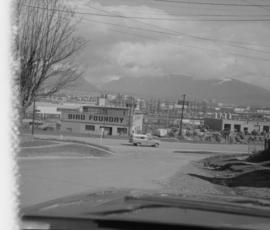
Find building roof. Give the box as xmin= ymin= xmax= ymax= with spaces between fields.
xmin=58 ymin=104 xmax=129 ymax=111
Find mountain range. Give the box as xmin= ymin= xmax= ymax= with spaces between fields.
xmin=58 ymin=77 xmax=100 ymax=96
xmin=100 ymin=75 xmax=270 ymax=107
xmin=58 ymin=75 xmax=270 ymax=106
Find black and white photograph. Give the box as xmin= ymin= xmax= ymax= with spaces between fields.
xmin=3 ymin=0 xmax=270 ymax=229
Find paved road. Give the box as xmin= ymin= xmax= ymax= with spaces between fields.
xmin=32 ymin=134 xmax=249 ymax=154
xmin=18 ymin=135 xmax=249 ymax=207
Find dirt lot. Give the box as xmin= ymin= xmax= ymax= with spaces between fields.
xmin=190 ymin=153 xmax=270 ymax=200
xmin=18 ymin=134 xmax=252 ymax=207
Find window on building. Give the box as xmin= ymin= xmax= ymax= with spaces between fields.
xmin=66 ymin=128 xmax=72 ymax=132
xmin=224 ymin=124 xmax=231 ymax=131
xmin=234 ymin=124 xmax=241 ymax=132
xmin=81 ymin=115 xmax=85 ymax=120
xmin=263 ymin=126 xmax=269 ymax=133
xmin=85 ymin=125 xmax=95 ymax=131
xmin=117 ymin=127 xmax=127 ymax=135
xmin=76 ymin=114 xmax=80 ymax=120
xmin=68 ymin=114 xmax=72 ymax=119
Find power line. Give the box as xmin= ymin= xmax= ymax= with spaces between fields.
xmin=96 ymin=25 xmax=158 ymax=40
xmin=67 ymin=12 xmax=270 ymax=21
xmin=241 ymin=0 xmax=270 ymax=12
xmin=59 ymin=12 xmax=270 ymax=20
xmin=23 ymin=4 xmax=270 ymax=22
xmin=23 ymin=3 xmax=270 ymax=52
xmin=86 ymin=12 xmax=270 ymax=17
xmin=22 ymin=3 xmax=270 ymax=59
xmin=77 ymin=5 xmax=270 ymax=17
xmin=82 ymin=17 xmax=270 ymax=62
xmin=82 ymin=17 xmax=177 ymax=36
xmin=84 ymin=16 xmax=270 ymax=54
xmin=153 ymin=0 xmax=270 ymax=7
xmin=85 ymin=5 xmax=270 ymax=52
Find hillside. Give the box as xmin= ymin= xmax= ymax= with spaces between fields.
xmin=58 ymin=77 xmax=100 ymax=96
xmin=101 ymin=75 xmax=270 ymax=106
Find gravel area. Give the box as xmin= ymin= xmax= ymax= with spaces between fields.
xmin=185 ymin=154 xmax=270 ymax=200
xmin=161 ymin=161 xmax=237 ymax=198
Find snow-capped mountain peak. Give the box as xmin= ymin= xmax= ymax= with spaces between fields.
xmin=216 ymin=78 xmax=233 ymax=85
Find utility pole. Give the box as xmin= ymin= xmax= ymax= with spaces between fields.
xmin=100 ymin=95 xmax=107 ymax=144
xmin=178 ymin=94 xmax=186 ymax=137
xmin=100 ymin=107 xmax=106 ymax=145
xmin=102 ymin=107 xmax=106 ymax=138
xmin=192 ymin=98 xmax=195 ymax=139
xmin=128 ymin=97 xmax=135 ymax=136
xmin=157 ymin=99 xmax=161 ymax=128
xmin=128 ymin=105 xmax=132 ymax=135
xmin=166 ymin=101 xmax=170 ymax=128
xmin=31 ymin=97 xmax=36 ymax=136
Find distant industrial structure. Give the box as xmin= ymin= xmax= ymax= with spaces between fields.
xmin=204 ymin=118 xmax=270 ymax=134
xmin=23 ymin=92 xmax=270 ymax=137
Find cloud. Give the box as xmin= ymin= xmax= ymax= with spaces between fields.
xmin=109 ymin=39 xmax=236 ymax=78
xmin=68 ymin=0 xmax=270 ymax=90
xmin=72 ymin=0 xmax=198 ymax=38
xmin=109 ymin=37 xmax=270 ymax=88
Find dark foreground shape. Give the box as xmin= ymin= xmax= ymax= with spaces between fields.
xmin=188 ymin=169 xmax=270 ymax=188
xmin=21 ymin=189 xmax=270 ymax=230
xmin=247 ymin=148 xmax=270 ymax=163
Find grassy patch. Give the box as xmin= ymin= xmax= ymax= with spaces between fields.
xmin=35 ymin=137 xmax=112 ymax=152
xmin=20 ymin=140 xmax=57 ymax=147
xmin=19 ymin=143 xmax=110 ymax=158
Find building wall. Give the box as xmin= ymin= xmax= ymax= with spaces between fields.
xmin=132 ymin=114 xmax=144 ymax=133
xmin=61 ymin=121 xmax=128 ymax=136
xmin=59 ymin=106 xmax=129 ymax=136
xmin=222 ymin=119 xmax=270 ymax=133
xmin=204 ymin=118 xmax=270 ymax=133
xmin=204 ymin=118 xmax=223 ymax=131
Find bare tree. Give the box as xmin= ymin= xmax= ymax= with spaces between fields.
xmin=15 ymin=0 xmax=84 ymax=115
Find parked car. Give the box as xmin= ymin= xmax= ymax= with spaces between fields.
xmin=129 ymin=134 xmax=160 ymax=147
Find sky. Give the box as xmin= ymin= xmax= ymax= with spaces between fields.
xmin=66 ymin=0 xmax=270 ymax=90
